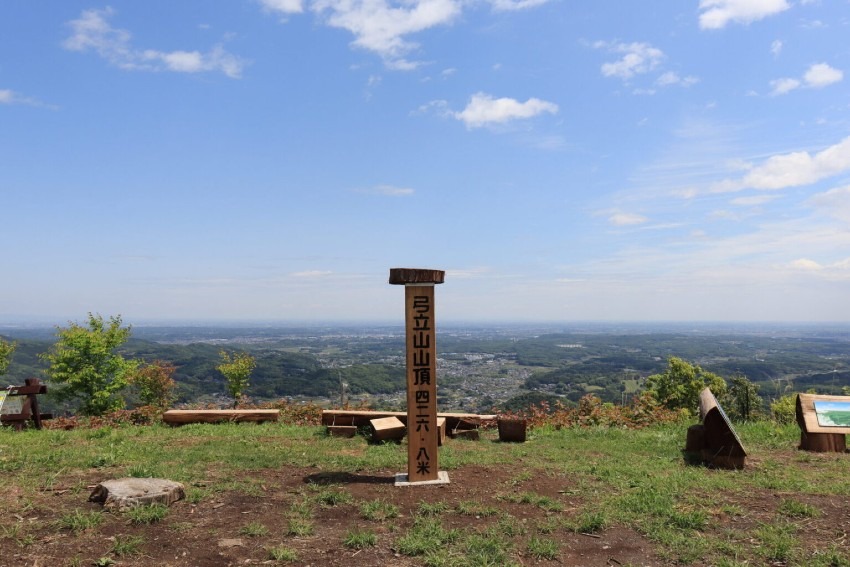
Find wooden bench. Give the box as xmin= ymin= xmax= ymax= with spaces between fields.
xmin=162 ymin=409 xmax=280 ymax=426
xmin=1 ymin=378 xmax=52 ymax=430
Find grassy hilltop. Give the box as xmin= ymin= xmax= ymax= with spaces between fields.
xmin=2 ymin=417 xmax=850 ymax=566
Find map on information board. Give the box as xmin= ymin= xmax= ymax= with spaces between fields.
xmin=813 ymin=400 xmax=850 ymax=427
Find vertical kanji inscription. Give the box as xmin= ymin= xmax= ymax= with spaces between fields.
xmin=390 ymin=268 xmax=444 ymax=483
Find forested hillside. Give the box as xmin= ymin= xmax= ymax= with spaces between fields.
xmin=2 ymin=324 xmax=848 ymax=413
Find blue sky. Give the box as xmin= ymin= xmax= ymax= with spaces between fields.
xmin=1 ymin=0 xmax=849 ymax=323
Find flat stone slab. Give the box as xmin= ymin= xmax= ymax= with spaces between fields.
xmin=394 ymin=471 xmax=450 ymax=487
xmin=89 ymin=478 xmax=185 ymax=511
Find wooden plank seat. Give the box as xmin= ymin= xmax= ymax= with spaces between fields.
xmin=1 ymin=378 xmax=52 ymax=430
xmin=322 ymin=410 xmax=496 ymax=432
xmin=161 ymin=409 xmax=280 ymax=426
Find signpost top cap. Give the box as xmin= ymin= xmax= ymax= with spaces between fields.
xmin=389 ymin=268 xmax=445 ymax=285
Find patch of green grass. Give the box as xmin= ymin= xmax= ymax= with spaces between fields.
xmin=111 ymin=534 xmax=144 ymax=556
xmin=287 ymin=497 xmax=314 ymax=519
xmin=416 ymin=500 xmax=450 ymax=516
xmin=396 ymin=517 xmax=460 ymax=557
xmin=126 ymin=464 xmax=159 ymax=478
xmin=240 ymin=521 xmax=269 ymax=537
xmin=1 ymin=523 xmax=35 ymax=547
xmin=572 ymin=510 xmax=606 ymax=534
xmin=456 ymin=500 xmax=500 ymax=517
xmin=464 ymin=529 xmax=513 ymax=566
xmin=361 ymin=498 xmax=399 ymax=521
xmin=527 ymin=535 xmax=559 ymax=560
xmin=267 ymin=544 xmax=298 ymax=562
xmin=810 ymin=545 xmax=850 ymax=567
xmin=535 ymin=517 xmax=561 ymax=534
xmin=496 ymin=515 xmax=526 ymax=537
xmin=667 ymin=508 xmax=708 ymax=531
xmin=498 ymin=491 xmax=562 ymax=512
xmin=125 ymin=503 xmax=169 ymax=525
xmin=314 ymin=486 xmax=353 ymax=507
xmin=778 ymin=498 xmax=820 ymax=518
xmin=755 ymin=522 xmax=798 ymax=563
xmin=185 ymin=487 xmax=206 ymax=504
xmin=58 ymin=509 xmax=104 ymax=533
xmin=344 ymin=528 xmax=378 ymax=549
xmin=286 ymin=518 xmax=314 ymax=537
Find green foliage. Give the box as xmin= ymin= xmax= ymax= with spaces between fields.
xmin=361 ymin=498 xmax=400 ymax=521
xmin=0 ymin=336 xmax=16 ymax=375
xmin=723 ymin=374 xmax=763 ymax=422
xmin=527 ymin=536 xmax=559 ymax=560
xmin=778 ymin=499 xmax=819 ymax=518
xmin=286 ymin=518 xmax=314 ymax=536
xmin=343 ymin=528 xmax=377 ymax=549
xmin=111 ymin=534 xmax=144 ymax=556
xmin=129 ymin=360 xmax=176 ymax=409
xmin=40 ymin=314 xmax=138 ymax=416
xmin=125 ymin=503 xmax=168 ymax=525
xmin=771 ymin=394 xmax=797 ymax=424
xmin=217 ymin=350 xmax=256 ymax=408
xmin=267 ymin=545 xmax=298 ymax=562
xmin=240 ymin=521 xmax=270 ymax=537
xmin=645 ymin=356 xmax=727 ymax=412
xmin=58 ymin=509 xmax=104 ymax=532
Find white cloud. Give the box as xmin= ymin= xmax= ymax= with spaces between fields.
xmin=453 ymin=92 xmax=558 ymax=128
xmin=596 ymin=41 xmax=664 ymax=80
xmin=730 ymin=194 xmax=778 ymax=206
xmin=358 ymin=184 xmax=416 ymax=196
xmin=698 ymin=0 xmax=790 ymax=29
xmin=769 ymin=77 xmax=801 ymax=95
xmin=608 ymin=212 xmax=648 ymax=226
xmin=789 ymin=258 xmax=823 ymax=271
xmin=803 ymin=63 xmax=843 ymax=88
xmin=310 ymin=0 xmax=462 ymax=69
xmin=258 ymin=0 xmax=304 ymax=14
xmin=808 ymin=185 xmax=850 ymax=223
xmin=771 ymin=39 xmax=782 ymax=56
xmin=656 ymin=71 xmax=699 ymax=88
xmin=0 ymin=88 xmax=55 ymax=109
xmin=769 ymin=62 xmax=842 ymax=95
xmin=489 ymin=0 xmax=551 ymax=11
xmin=63 ymin=8 xmax=245 ymax=78
xmin=714 ymin=136 xmax=850 ymax=192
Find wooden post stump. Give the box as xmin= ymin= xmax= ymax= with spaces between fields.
xmin=800 ymin=431 xmax=846 ymax=453
xmin=498 ymin=418 xmax=527 ymax=442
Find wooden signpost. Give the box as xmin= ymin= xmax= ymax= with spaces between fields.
xmin=389 ymin=268 xmax=449 ymax=486
xmin=684 ymin=387 xmax=747 ymax=469
xmin=796 ymin=393 xmax=850 ymax=452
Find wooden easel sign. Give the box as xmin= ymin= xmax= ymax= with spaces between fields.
xmin=389 ymin=268 xmax=449 ymax=486
xmin=796 ymin=394 xmax=850 ymax=452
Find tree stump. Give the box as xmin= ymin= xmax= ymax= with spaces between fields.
xmin=89 ymin=478 xmax=185 ymax=511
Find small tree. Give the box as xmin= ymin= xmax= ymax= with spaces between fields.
xmin=130 ymin=360 xmax=177 ymax=410
xmin=723 ymin=374 xmax=763 ymax=422
xmin=40 ymin=313 xmax=138 ymax=416
xmin=217 ymin=351 xmax=256 ymax=408
xmin=0 ymin=337 xmax=16 ymax=376
xmin=645 ymin=356 xmax=727 ymax=413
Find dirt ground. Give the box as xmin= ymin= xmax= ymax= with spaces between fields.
xmin=3 ymin=457 xmax=849 ymax=566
